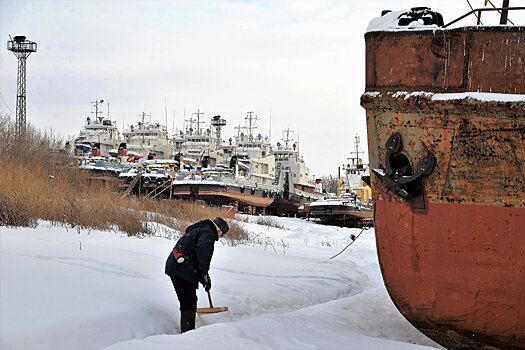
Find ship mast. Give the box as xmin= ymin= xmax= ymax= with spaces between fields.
xmin=245 ymin=111 xmax=258 ymax=141
xmin=347 ymin=135 xmax=364 ymax=167
xmin=191 ymin=109 xmax=205 ymax=135
xmin=91 ymin=99 xmax=104 ymax=124
xmin=139 ymin=111 xmax=150 ymax=146
xmin=282 ymin=128 xmax=294 ymax=149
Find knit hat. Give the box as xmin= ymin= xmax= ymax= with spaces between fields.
xmin=212 ymin=217 xmax=229 ymax=236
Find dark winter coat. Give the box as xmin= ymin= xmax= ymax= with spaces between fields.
xmin=165 ymin=219 xmax=218 ymax=288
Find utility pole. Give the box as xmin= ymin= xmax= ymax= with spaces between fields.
xmin=7 ymin=35 xmax=37 ymax=139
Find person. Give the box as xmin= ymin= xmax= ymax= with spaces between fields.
xmin=165 ymin=217 xmax=229 ymax=333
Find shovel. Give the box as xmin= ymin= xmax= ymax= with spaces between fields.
xmin=196 ymin=290 xmax=228 ymax=315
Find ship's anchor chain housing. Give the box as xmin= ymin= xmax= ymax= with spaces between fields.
xmin=372 ymin=132 xmax=435 ymax=199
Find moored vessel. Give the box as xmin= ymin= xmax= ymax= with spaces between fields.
xmin=268 ymin=128 xmax=324 ymax=215
xmin=361 ymin=6 xmax=524 ymax=350
xmin=169 ymin=111 xmax=281 ymax=212
xmin=172 ymin=110 xmax=226 ymax=168
xmin=122 ymin=112 xmax=172 ymax=159
xmin=74 ymin=100 xmax=121 ymax=157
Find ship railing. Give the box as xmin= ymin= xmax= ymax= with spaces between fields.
xmin=445 ymin=6 xmax=524 ymax=27
xmin=219 ymin=176 xmax=280 ymax=191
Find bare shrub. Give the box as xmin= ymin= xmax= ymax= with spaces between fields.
xmin=221 ymin=220 xmax=251 ymax=246
xmin=234 ymin=215 xmax=250 ymax=223
xmin=255 ymin=216 xmax=284 ymax=229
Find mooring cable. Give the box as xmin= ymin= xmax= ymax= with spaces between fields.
xmin=329 ymin=226 xmax=368 ymax=260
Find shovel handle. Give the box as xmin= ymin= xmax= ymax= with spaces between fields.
xmin=207 ymin=290 xmax=214 ymax=308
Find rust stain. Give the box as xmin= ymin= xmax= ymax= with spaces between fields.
xmin=365 ymin=26 xmax=525 ymax=94
xmin=362 ymin=25 xmax=525 ymax=350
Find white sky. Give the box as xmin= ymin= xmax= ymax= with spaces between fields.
xmin=1 ymin=0 xmax=522 ymax=176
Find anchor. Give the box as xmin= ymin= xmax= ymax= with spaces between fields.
xmin=372 ymin=132 xmax=436 ymax=199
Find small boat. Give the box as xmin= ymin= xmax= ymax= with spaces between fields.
xmin=308 ymin=195 xmax=373 ymax=227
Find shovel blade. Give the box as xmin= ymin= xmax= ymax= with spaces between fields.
xmin=196 ymin=306 xmax=228 ymax=315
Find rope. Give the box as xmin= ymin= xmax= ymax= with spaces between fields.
xmin=329 ymin=227 xmax=367 ymax=260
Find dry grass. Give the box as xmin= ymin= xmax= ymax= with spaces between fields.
xmin=255 ymin=216 xmax=284 ymax=229
xmin=221 ymin=220 xmax=251 ymax=246
xmin=0 ymin=114 xmax=250 ymax=244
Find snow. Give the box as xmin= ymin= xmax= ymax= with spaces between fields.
xmin=1 ymin=217 xmax=443 ymax=350
xmin=366 ymin=10 xmax=406 ymax=32
xmin=366 ymin=10 xmax=441 ymax=33
xmin=362 ymin=91 xmax=380 ymax=97
xmin=365 ymin=91 xmax=525 ymax=103
xmin=431 ymin=92 xmax=525 ymax=102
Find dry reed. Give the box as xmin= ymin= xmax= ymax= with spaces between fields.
xmin=0 ymin=114 xmax=250 ymax=244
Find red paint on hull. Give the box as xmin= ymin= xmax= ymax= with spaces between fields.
xmin=362 ymin=24 xmax=525 ymax=349
xmin=375 ymin=199 xmax=525 ymax=348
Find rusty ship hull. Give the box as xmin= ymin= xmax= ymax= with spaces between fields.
xmin=361 ymin=24 xmax=524 ymax=350
xmin=308 ymin=199 xmax=373 ymax=227
xmin=171 ymin=183 xmax=276 ymax=208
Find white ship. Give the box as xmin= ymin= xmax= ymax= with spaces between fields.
xmin=122 ymin=112 xmax=172 ymax=159
xmin=228 ymin=111 xmax=275 ymax=185
xmin=74 ymin=100 xmax=121 ymax=157
xmin=172 ymin=110 xmax=225 ymax=168
xmin=167 ymin=111 xmax=281 ymax=212
xmin=268 ymin=128 xmax=324 ymax=214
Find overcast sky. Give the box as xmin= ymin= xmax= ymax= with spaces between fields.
xmin=1 ymin=0 xmax=522 ymax=176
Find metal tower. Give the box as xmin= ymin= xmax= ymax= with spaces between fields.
xmin=7 ymin=35 xmax=37 ymax=138
xmin=211 ymin=115 xmax=226 ymax=149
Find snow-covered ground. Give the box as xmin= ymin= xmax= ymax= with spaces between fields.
xmin=1 ymin=216 xmax=443 ymax=350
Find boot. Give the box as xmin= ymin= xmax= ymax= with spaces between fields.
xmin=180 ymin=310 xmax=196 ymax=333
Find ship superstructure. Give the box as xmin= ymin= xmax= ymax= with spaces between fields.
xmin=337 ymin=135 xmax=371 ymax=204
xmin=172 ymin=110 xmax=225 ymax=168
xmin=230 ymin=112 xmax=275 ymax=185
xmin=268 ymin=128 xmax=323 ymax=214
xmin=158 ymin=111 xmax=281 ymax=212
xmin=122 ymin=112 xmax=172 ymax=159
xmin=74 ymin=100 xmax=121 ymax=157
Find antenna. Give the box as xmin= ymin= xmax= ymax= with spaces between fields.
xmin=7 ymin=35 xmax=37 ymax=138
xmin=172 ymin=108 xmax=176 ymax=134
xmin=269 ymin=108 xmax=272 ymax=144
xmin=183 ymin=108 xmax=186 ymax=134
xmin=164 ymin=99 xmax=168 ymax=128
